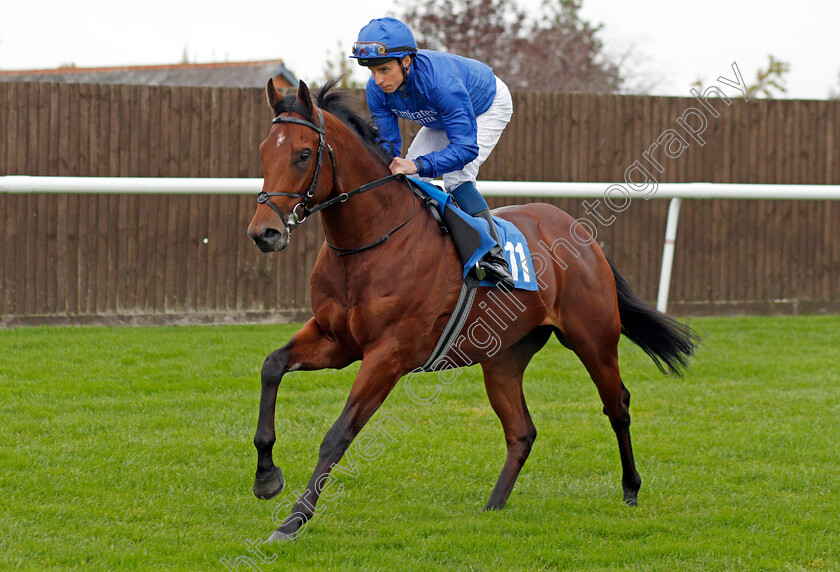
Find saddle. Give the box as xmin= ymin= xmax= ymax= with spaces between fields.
xmin=406 ymin=178 xmax=495 ymax=277
xmin=407 ymin=178 xmax=537 ymax=290
xmin=406 ymin=178 xmax=538 ymax=371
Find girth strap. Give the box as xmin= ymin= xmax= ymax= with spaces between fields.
xmin=419 ymin=274 xmax=480 ymax=372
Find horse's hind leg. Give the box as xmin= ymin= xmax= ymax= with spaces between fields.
xmin=564 ymin=323 xmax=641 ymax=505
xmin=253 ymin=318 xmax=355 ymax=500
xmin=480 ymin=326 xmax=552 ymax=510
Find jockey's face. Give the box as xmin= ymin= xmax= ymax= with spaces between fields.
xmin=368 ymin=56 xmax=411 ymax=94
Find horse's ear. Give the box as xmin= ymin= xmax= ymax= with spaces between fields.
xmin=296 ymin=80 xmax=315 ymax=115
xmin=266 ymin=78 xmax=282 ymax=111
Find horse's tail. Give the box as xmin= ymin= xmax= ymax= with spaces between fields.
xmin=608 ymin=258 xmax=700 ymax=377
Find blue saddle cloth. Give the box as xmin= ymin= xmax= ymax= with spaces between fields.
xmin=411 ymin=179 xmax=539 ymax=292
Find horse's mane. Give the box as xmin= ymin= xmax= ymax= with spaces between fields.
xmin=271 ymin=77 xmax=391 ymax=165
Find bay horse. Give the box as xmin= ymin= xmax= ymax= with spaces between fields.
xmin=246 ymin=78 xmax=698 ymax=541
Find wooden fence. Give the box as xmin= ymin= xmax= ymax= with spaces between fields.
xmin=1 ymin=81 xmax=839 ymax=325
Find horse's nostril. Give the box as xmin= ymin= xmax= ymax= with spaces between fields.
xmin=263 ymin=228 xmax=280 ymax=241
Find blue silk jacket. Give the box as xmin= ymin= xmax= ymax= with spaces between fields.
xmin=365 ymin=50 xmax=497 ymax=178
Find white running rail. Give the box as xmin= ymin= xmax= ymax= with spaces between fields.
xmin=3 ymin=176 xmax=839 ymax=313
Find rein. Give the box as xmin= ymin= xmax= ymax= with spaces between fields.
xmin=257 ymin=108 xmax=415 ymax=256
xmin=327 ymin=187 xmax=416 ymax=257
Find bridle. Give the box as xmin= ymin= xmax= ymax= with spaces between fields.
xmin=257 ymin=107 xmax=415 ymax=256
xmin=256 ymin=107 xmax=337 ymax=229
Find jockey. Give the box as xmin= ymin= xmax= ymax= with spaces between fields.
xmin=350 ymin=17 xmax=515 ymax=290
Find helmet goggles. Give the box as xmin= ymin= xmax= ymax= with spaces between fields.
xmin=352 ymin=41 xmax=389 ymax=58
xmin=351 ymin=41 xmax=416 ymax=59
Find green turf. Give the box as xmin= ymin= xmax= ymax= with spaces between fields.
xmin=1 ymin=316 xmax=838 ymax=570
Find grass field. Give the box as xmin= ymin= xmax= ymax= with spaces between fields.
xmin=1 ymin=316 xmax=839 ymax=571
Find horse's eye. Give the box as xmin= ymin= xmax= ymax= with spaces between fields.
xmin=297 ymin=150 xmax=312 ymax=163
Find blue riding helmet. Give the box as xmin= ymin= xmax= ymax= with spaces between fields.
xmin=350 ymin=17 xmax=417 ymax=66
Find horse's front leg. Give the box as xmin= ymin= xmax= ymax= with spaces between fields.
xmin=267 ymin=348 xmax=405 ymax=541
xmin=253 ymin=318 xmax=356 ymax=500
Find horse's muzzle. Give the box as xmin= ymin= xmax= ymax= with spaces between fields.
xmin=249 ymin=225 xmax=290 ymax=253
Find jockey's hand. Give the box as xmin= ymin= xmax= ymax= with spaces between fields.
xmin=389 ymin=157 xmax=418 ymax=176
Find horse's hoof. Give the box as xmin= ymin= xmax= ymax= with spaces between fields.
xmin=253 ymin=466 xmax=285 ymax=500
xmin=266 ymin=529 xmax=296 ymax=543
xmin=623 ymin=489 xmax=639 ymax=506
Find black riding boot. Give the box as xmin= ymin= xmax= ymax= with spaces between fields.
xmin=475 ymin=209 xmax=515 ymax=291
